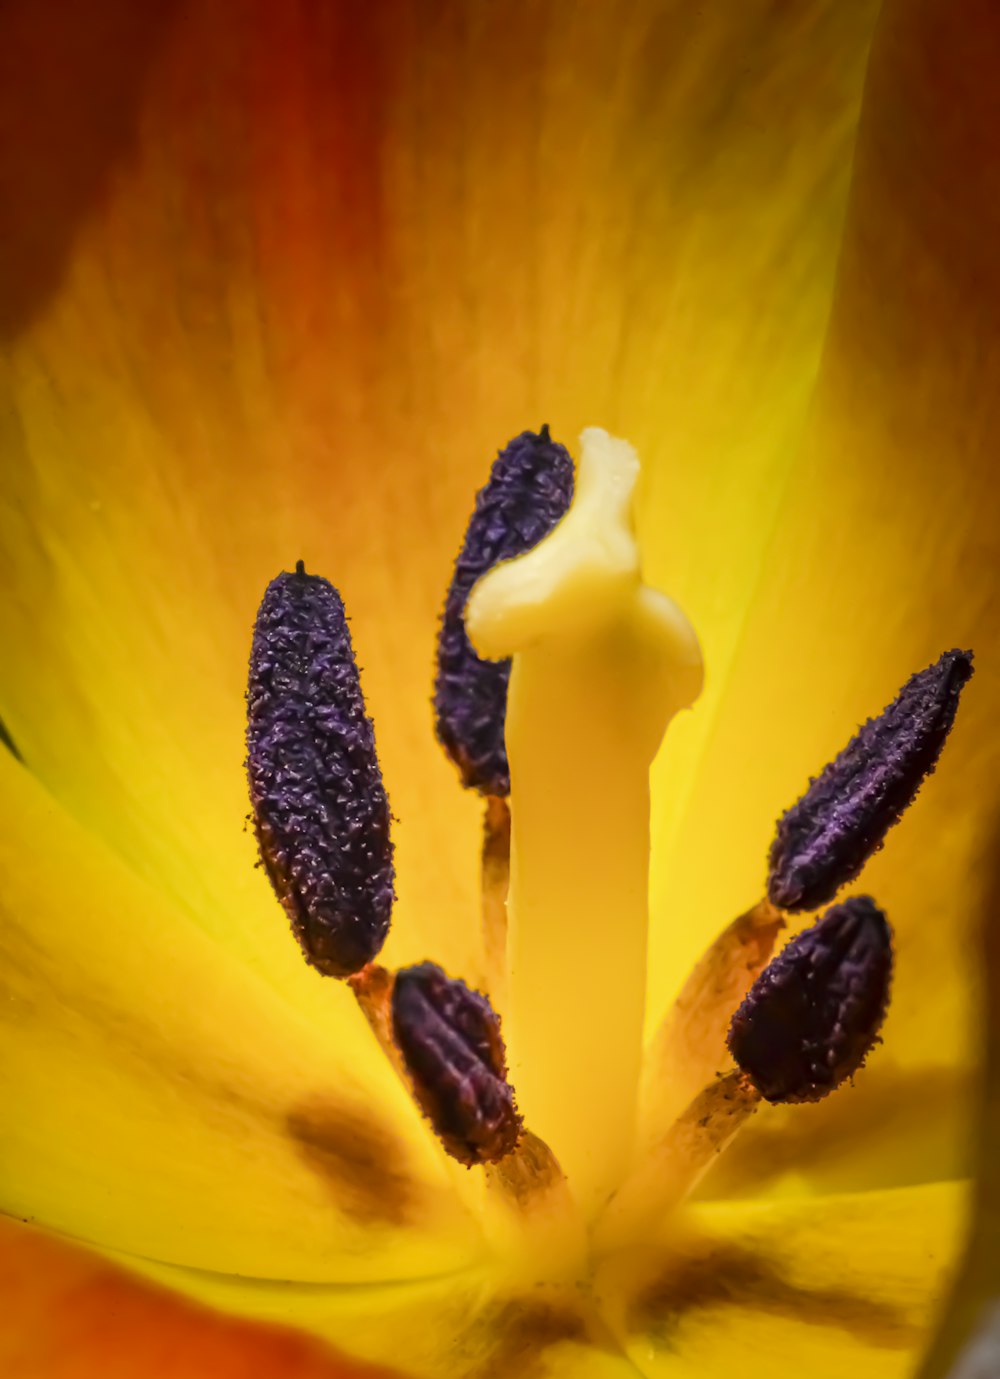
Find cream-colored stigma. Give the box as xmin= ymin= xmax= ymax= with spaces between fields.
xmin=465 ymin=427 xmax=704 ymax=1215
xmin=468 ymin=427 xmax=703 ymax=704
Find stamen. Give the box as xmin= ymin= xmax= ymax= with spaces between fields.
xmin=768 ymin=650 xmax=973 ymax=911
xmin=247 ymin=565 xmax=394 ymax=977
xmin=485 ymin=1128 xmax=587 ymax=1282
xmin=434 ymin=426 xmax=574 ymax=796
xmin=638 ymin=898 xmax=784 ymax=1147
xmin=355 ymin=959 xmax=579 ymax=1271
xmin=347 ymin=963 xmax=399 ymax=1068
xmin=594 ymin=1070 xmax=759 ymax=1255
xmin=480 ymin=795 xmax=512 ymax=1007
xmin=601 ymin=897 xmax=891 ymax=1250
xmin=728 ymin=896 xmax=892 ymax=1104
xmin=391 ymin=962 xmax=522 ymax=1166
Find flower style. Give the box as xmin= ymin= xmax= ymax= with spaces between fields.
xmin=2 ymin=2 xmax=1000 ymax=1378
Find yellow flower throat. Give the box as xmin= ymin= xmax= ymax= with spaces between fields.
xmin=246 ymin=424 xmax=969 ymax=1293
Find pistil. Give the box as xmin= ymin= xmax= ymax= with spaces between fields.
xmin=466 ymin=428 xmax=703 ymax=1213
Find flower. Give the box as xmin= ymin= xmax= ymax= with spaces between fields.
xmin=1 ymin=1 xmax=1000 ymax=1377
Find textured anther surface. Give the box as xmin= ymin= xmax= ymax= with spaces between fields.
xmin=768 ymin=649 xmax=973 ymax=911
xmin=392 ymin=962 xmax=522 ymax=1166
xmin=727 ymin=896 xmax=892 ymax=1104
xmin=247 ymin=565 xmax=394 ymax=977
xmin=434 ymin=427 xmax=574 ymax=796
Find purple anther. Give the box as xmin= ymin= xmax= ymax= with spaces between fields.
xmin=247 ymin=563 xmax=394 ymax=977
xmin=768 ymin=650 xmax=973 ymax=912
xmin=434 ymin=427 xmax=574 ymax=796
xmin=391 ymin=962 xmax=522 ymax=1166
xmin=727 ymin=896 xmax=892 ymax=1104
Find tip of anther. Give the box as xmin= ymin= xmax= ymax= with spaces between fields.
xmin=768 ymin=648 xmax=975 ymax=911
xmin=247 ymin=567 xmax=394 ymax=977
xmin=434 ymin=427 xmax=574 ymax=797
xmin=295 ymin=559 xmax=306 ymax=577
xmin=392 ymin=962 xmax=522 ymax=1165
xmin=538 ymin=422 xmax=551 ymax=442
xmin=728 ymin=896 xmax=892 ymax=1104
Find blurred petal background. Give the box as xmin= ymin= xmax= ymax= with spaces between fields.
xmin=0 ymin=0 xmax=998 ymax=1375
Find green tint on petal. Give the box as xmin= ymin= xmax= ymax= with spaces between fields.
xmin=0 ymin=750 xmax=479 ymax=1283
xmin=854 ymin=6 xmax=1000 ymax=1371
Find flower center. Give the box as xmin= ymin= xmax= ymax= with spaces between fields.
xmin=245 ymin=424 xmax=973 ymax=1281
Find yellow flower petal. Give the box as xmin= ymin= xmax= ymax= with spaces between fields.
xmin=123 ymin=1181 xmax=968 ymax=1377
xmin=697 ymin=1060 xmax=971 ymax=1204
xmin=118 ymin=1253 xmax=642 ymax=1379
xmin=0 ymin=1 xmax=992 ymax=1372
xmin=0 ymin=750 xmax=478 ymax=1282
xmin=597 ymin=1181 xmax=968 ymax=1379
xmin=649 ymin=0 xmax=1000 ymax=1193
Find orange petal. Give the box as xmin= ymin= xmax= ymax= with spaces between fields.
xmin=0 ymin=1216 xmax=397 ymax=1379
xmin=0 ymin=0 xmax=881 ymax=986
